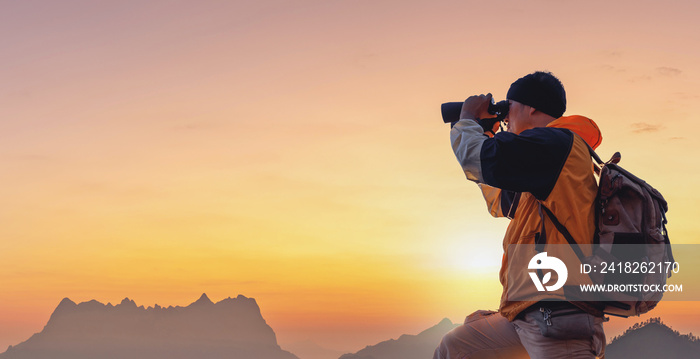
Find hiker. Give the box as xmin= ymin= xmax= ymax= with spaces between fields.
xmin=434 ymin=72 xmax=606 ymax=359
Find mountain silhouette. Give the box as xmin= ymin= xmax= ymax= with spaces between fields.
xmin=338 ymin=317 xmax=700 ymax=359
xmin=284 ymin=340 xmax=347 ymax=359
xmin=0 ymin=293 xmax=298 ymax=359
xmin=606 ymin=317 xmax=700 ymax=359
xmin=338 ymin=318 xmax=458 ymax=359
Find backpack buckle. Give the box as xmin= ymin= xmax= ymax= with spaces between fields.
xmin=540 ymin=307 xmax=553 ymax=326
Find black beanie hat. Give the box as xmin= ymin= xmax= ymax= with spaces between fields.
xmin=506 ymin=71 xmax=566 ymax=119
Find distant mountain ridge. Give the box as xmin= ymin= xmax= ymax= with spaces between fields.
xmin=606 ymin=317 xmax=700 ymax=359
xmin=0 ymin=293 xmax=298 ymax=359
xmin=339 ymin=318 xmax=458 ymax=359
xmin=339 ymin=317 xmax=700 ymax=359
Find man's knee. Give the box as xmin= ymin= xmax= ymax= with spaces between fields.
xmin=433 ymin=326 xmax=463 ymax=359
xmin=433 ymin=310 xmax=524 ymax=359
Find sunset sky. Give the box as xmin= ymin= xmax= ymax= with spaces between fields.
xmin=2 ymin=0 xmax=700 ymax=353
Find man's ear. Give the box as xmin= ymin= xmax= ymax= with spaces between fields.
xmin=528 ymin=106 xmax=537 ymax=116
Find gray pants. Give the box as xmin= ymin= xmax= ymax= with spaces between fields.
xmin=433 ymin=310 xmax=606 ymax=359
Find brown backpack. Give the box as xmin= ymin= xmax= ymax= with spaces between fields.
xmin=541 ymin=148 xmax=674 ymax=317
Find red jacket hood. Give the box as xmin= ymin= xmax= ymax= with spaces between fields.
xmin=547 ymin=115 xmax=602 ymax=150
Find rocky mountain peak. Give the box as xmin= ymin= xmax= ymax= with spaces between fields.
xmin=1 ymin=294 xmax=298 ymax=359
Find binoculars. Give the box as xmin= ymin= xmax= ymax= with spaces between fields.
xmin=441 ymin=100 xmax=509 ymax=134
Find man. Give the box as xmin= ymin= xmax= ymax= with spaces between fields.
xmin=434 ymin=72 xmax=606 ymax=359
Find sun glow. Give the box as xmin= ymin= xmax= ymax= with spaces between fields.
xmin=442 ymin=230 xmax=504 ymax=274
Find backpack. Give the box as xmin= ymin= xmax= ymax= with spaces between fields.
xmin=540 ymin=147 xmax=674 ymax=318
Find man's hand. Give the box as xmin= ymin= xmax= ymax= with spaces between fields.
xmin=460 ymin=93 xmax=493 ymax=121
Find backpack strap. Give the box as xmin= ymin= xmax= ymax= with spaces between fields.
xmin=585 ymin=143 xmax=604 ymax=165
xmin=535 ymin=204 xmax=547 ymax=253
xmin=539 ymin=203 xmax=586 ymax=261
xmin=535 ymin=141 xmax=603 ymax=260
xmin=660 ymin=210 xmax=676 ymax=266
xmin=585 ymin=142 xmax=621 ymax=167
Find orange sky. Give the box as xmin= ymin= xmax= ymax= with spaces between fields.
xmin=2 ymin=0 xmax=700 ymax=352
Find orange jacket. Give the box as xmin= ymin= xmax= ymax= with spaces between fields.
xmin=451 ymin=115 xmax=603 ymax=320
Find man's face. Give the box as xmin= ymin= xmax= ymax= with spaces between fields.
xmin=504 ymin=100 xmax=532 ymax=135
